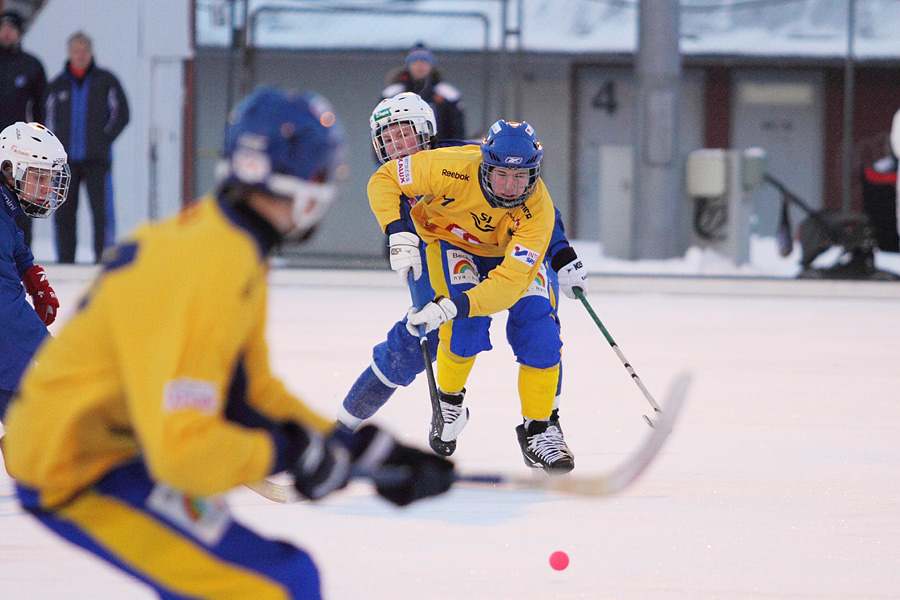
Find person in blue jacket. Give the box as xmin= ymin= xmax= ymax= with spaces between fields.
xmin=337 ymin=93 xmax=588 ymax=465
xmin=0 ymin=121 xmax=70 ymax=418
xmin=45 ymin=31 xmax=129 ymax=264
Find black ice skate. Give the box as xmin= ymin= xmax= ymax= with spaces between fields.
xmin=549 ymin=407 xmax=562 ymax=435
xmin=516 ymin=418 xmax=575 ymax=474
xmin=429 ymin=388 xmax=469 ymax=456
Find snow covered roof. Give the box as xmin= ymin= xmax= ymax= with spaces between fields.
xmin=196 ymin=0 xmax=900 ymax=60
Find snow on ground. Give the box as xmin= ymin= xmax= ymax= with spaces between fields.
xmin=2 ymin=241 xmax=900 ymax=599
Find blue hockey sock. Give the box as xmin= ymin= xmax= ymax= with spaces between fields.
xmin=340 ymin=366 xmax=396 ymax=423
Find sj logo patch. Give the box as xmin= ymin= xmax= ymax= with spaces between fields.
xmin=397 ymin=156 xmax=413 ymax=186
xmin=447 ymin=249 xmax=479 ymax=285
xmin=470 ymin=212 xmax=495 ymax=233
xmin=163 ymin=379 xmax=218 ymax=414
xmin=511 ymin=244 xmax=540 ymax=267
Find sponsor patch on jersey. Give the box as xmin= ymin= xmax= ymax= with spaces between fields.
xmin=523 ymin=262 xmax=550 ymax=299
xmin=163 ymin=378 xmax=218 ymax=414
xmin=147 ymin=483 xmax=231 ymax=546
xmin=511 ymin=243 xmax=540 ymax=267
xmin=448 ymin=249 xmax=479 ymax=285
xmin=397 ymin=155 xmax=413 ymax=186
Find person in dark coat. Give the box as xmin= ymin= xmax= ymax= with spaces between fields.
xmin=46 ymin=31 xmax=129 ymax=263
xmin=381 ymin=43 xmax=467 ymax=141
xmin=0 ymin=10 xmax=48 ymax=247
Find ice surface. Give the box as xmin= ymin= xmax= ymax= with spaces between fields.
xmin=2 ymin=261 xmax=900 ymax=599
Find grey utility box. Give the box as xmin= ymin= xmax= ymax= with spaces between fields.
xmin=686 ymin=148 xmax=766 ymax=265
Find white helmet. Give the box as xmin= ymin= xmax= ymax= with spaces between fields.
xmin=0 ymin=122 xmax=70 ymax=218
xmin=370 ymin=92 xmax=437 ymax=164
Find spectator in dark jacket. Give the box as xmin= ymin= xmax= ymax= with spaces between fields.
xmin=382 ymin=43 xmax=466 ymax=141
xmin=46 ymin=31 xmax=129 ymax=263
xmin=0 ymin=10 xmax=48 ymax=247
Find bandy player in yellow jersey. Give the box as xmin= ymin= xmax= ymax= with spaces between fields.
xmin=2 ymin=87 xmax=454 ymax=600
xmin=368 ymin=119 xmax=577 ymax=474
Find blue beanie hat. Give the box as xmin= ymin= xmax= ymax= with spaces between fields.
xmin=0 ymin=11 xmax=24 ymax=33
xmin=405 ymin=43 xmax=435 ymax=67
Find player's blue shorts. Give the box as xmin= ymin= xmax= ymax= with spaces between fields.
xmin=426 ymin=239 xmax=562 ymax=369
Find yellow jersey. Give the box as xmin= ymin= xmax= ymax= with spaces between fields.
xmin=368 ymin=145 xmax=556 ymax=317
xmin=2 ymin=197 xmax=332 ymax=509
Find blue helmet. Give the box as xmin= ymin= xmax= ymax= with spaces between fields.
xmin=219 ymin=86 xmax=344 ymax=238
xmin=479 ymin=119 xmax=542 ymax=209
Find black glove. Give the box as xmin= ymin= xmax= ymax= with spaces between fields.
xmin=289 ymin=424 xmax=352 ymax=501
xmin=351 ymin=424 xmax=455 ymax=507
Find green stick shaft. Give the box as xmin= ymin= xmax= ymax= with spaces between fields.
xmin=574 ymin=287 xmax=663 ymax=421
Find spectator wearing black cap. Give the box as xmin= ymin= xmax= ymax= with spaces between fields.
xmin=382 ymin=42 xmax=466 ymax=141
xmin=45 ymin=31 xmax=129 ymax=264
xmin=0 ymin=10 xmax=48 ymax=246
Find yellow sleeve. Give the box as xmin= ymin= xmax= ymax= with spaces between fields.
xmin=368 ymin=152 xmax=438 ymax=232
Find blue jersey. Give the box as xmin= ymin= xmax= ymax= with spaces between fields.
xmin=0 ymin=183 xmax=46 ymax=394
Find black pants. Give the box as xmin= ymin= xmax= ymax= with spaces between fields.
xmin=54 ymin=160 xmax=112 ymax=264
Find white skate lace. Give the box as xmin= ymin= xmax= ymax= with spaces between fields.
xmin=440 ymin=400 xmax=464 ymax=423
xmin=528 ymin=425 xmax=570 ymax=464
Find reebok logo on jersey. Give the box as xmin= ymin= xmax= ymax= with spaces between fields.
xmin=397 ymin=156 xmax=413 ymax=185
xmin=511 ymin=244 xmax=539 ymax=266
xmin=441 ymin=169 xmax=470 ymax=181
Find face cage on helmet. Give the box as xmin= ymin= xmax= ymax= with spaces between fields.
xmin=372 ymin=120 xmax=433 ymax=164
xmin=14 ymin=164 xmax=71 ymax=218
xmin=479 ymin=162 xmax=540 ymax=209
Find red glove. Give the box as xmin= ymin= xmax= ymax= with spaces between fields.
xmin=22 ymin=264 xmax=59 ymax=326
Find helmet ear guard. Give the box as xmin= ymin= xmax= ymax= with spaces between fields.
xmin=479 ymin=120 xmax=543 ymax=209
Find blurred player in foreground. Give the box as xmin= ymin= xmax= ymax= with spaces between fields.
xmin=0 ymin=121 xmax=69 ymax=418
xmin=1 ymin=87 xmax=454 ymax=600
xmin=368 ymin=118 xmax=586 ymax=473
xmin=338 ymin=95 xmax=586 ymax=470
